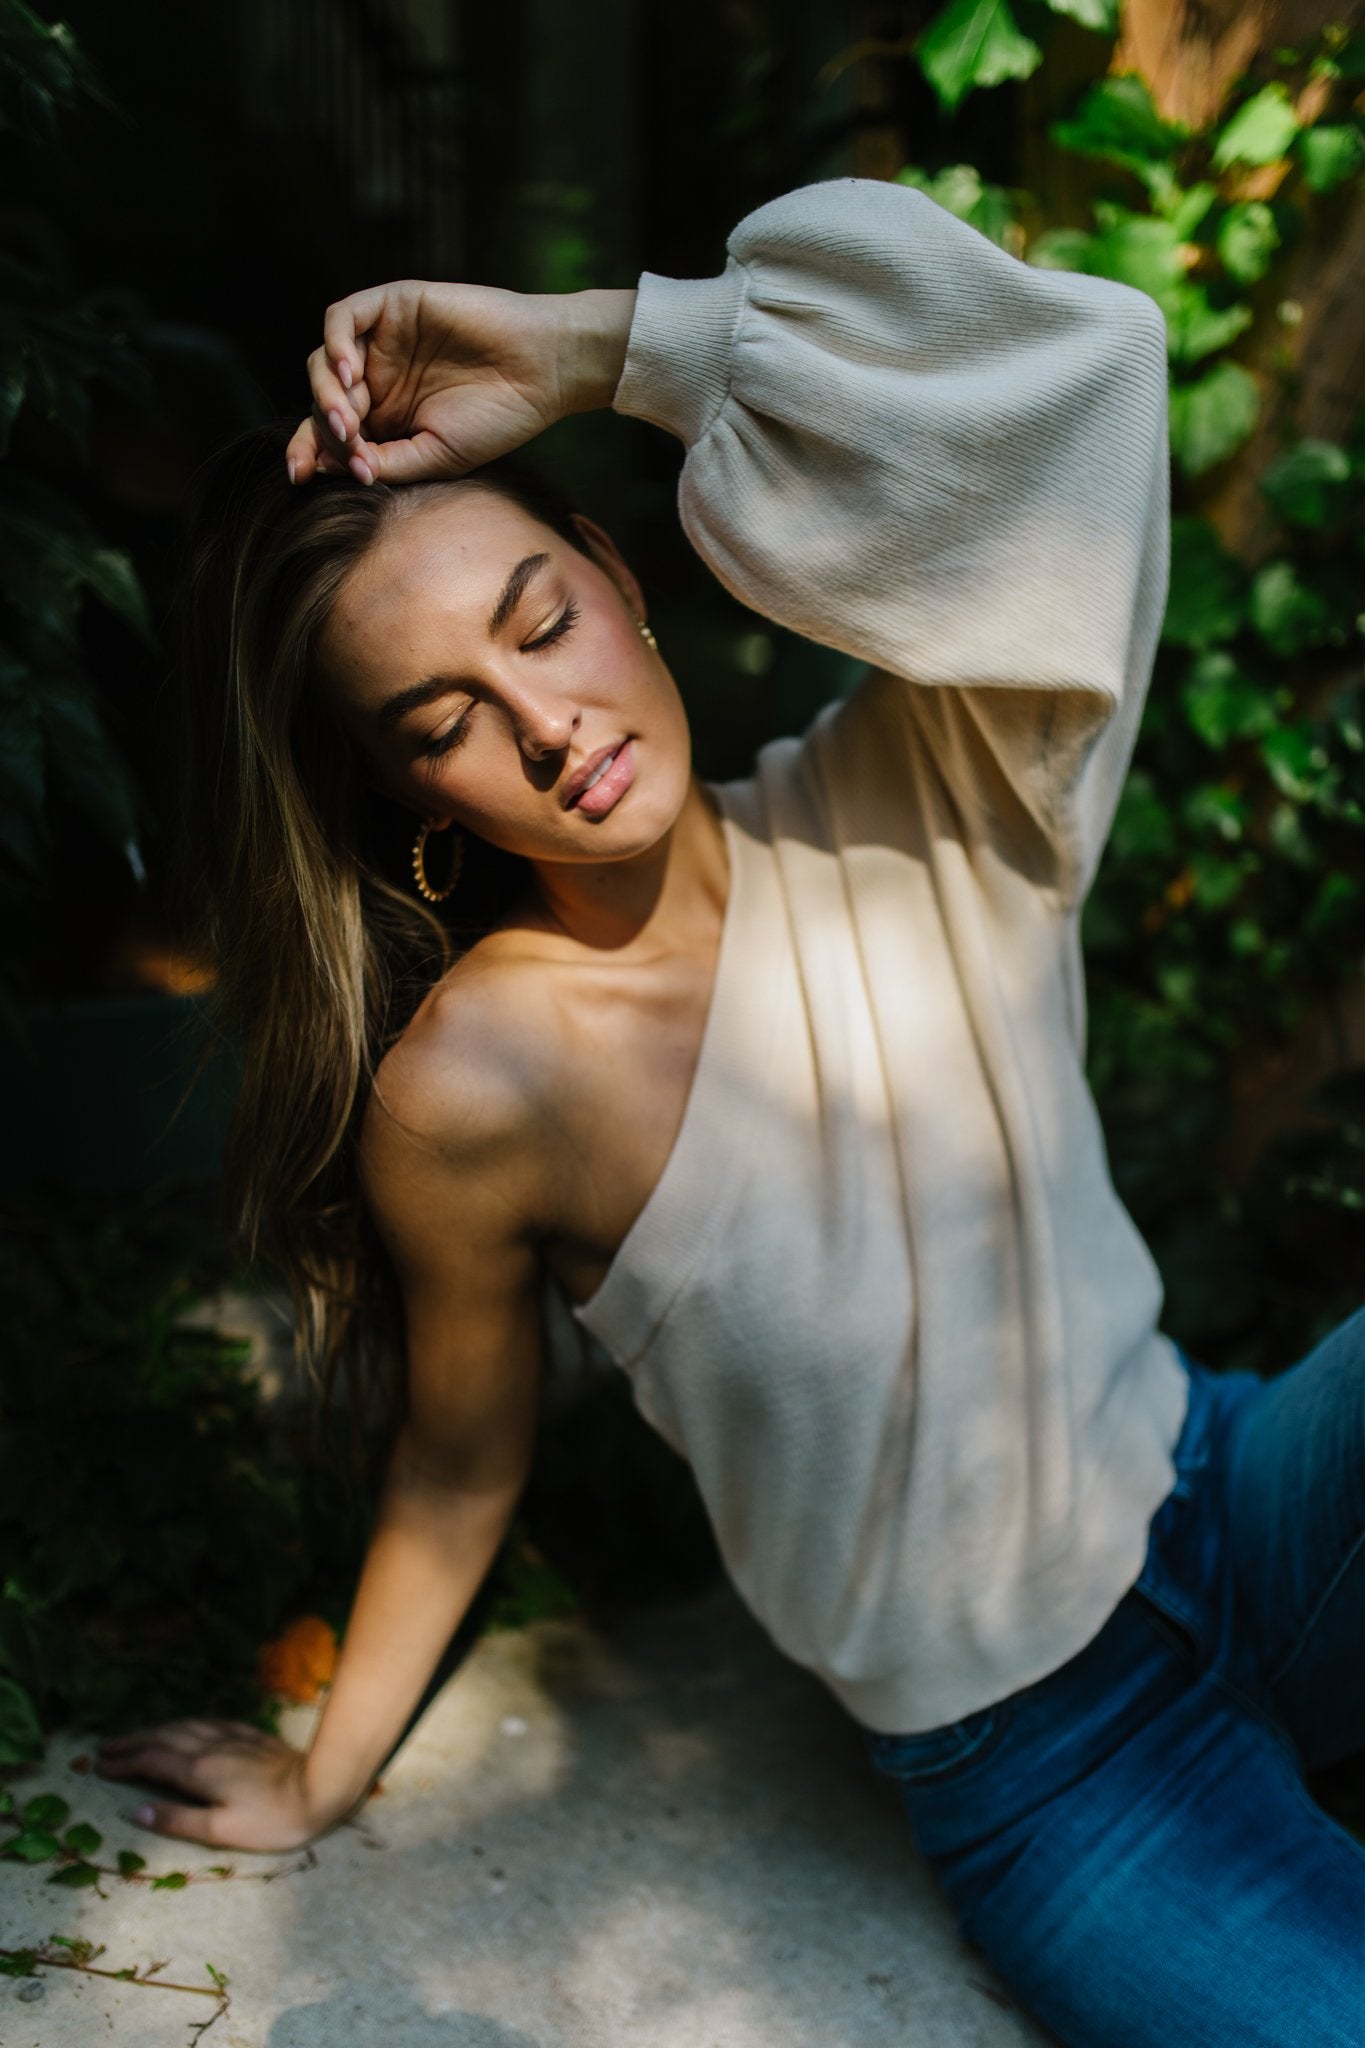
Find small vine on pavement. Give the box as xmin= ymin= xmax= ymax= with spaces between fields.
xmin=0 ymin=1936 xmax=230 ymax=2042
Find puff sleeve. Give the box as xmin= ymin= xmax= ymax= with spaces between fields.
xmin=611 ymin=177 xmax=1171 ymax=912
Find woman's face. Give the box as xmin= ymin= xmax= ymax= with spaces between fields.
xmin=317 ymin=488 xmax=693 ymax=866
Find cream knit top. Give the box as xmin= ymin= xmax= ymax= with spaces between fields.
xmin=572 ymin=176 xmax=1190 ymax=1736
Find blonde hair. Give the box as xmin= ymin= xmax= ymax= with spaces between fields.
xmin=170 ymin=423 xmax=593 ymax=1450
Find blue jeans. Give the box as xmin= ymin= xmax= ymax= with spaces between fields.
xmin=864 ymin=1307 xmax=1365 ymax=2047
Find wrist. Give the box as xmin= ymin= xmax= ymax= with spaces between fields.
xmin=299 ymin=1741 xmax=376 ymax=1830
xmin=554 ymin=287 xmax=638 ymax=414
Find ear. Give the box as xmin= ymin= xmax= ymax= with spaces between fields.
xmin=569 ymin=512 xmax=647 ymax=623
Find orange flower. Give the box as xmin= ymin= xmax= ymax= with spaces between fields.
xmin=257 ymin=1615 xmax=338 ymax=1704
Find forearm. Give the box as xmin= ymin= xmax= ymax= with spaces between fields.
xmin=300 ymin=1430 xmax=522 ymax=1822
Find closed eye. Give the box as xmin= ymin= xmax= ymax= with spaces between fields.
xmin=420 ymin=602 xmax=581 ymax=763
xmin=524 ymin=599 xmax=580 ymax=652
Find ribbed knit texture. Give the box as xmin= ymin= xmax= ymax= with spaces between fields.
xmin=576 ymin=178 xmax=1190 ymax=1735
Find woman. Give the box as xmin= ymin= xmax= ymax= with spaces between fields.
xmin=95 ymin=178 xmax=1365 ymax=2045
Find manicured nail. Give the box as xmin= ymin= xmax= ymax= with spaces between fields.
xmin=129 ymin=1804 xmax=156 ymax=1826
xmin=328 ymin=408 xmax=347 ymax=445
xmin=287 ymin=457 xmax=297 ymax=485
xmin=338 ymin=359 xmax=352 ymax=390
xmin=349 ymin=455 xmax=373 ymax=486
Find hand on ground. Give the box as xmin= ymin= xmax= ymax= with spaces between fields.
xmin=93 ymin=1716 xmax=340 ymax=1853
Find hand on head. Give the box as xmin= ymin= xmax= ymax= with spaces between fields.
xmin=286 ymin=280 xmax=637 ymax=490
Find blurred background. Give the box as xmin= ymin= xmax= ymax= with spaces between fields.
xmin=0 ymin=0 xmax=1362 ymax=1781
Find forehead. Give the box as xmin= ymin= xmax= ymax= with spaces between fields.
xmin=347 ymin=489 xmax=554 ymax=631
xmin=321 ymin=488 xmax=560 ymax=702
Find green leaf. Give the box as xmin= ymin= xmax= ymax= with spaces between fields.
xmin=1262 ymin=723 xmax=1329 ymax=800
xmin=151 ymin=1869 xmax=189 ymax=1890
xmin=1082 ymin=205 xmax=1187 ymax=306
xmin=1181 ymin=651 xmax=1278 ymax=747
xmin=116 ymin=1849 xmax=147 ymax=1877
xmin=0 ymin=1672 xmax=43 ymax=1764
xmin=1212 ymin=82 xmax=1300 ymax=168
xmin=0 ymin=1949 xmax=38 ymax=1977
xmin=1169 ymin=361 xmax=1260 ymax=476
xmin=1183 ymin=781 xmax=1247 ymax=842
xmin=917 ymin=0 xmax=1042 ymax=113
xmin=1162 ymin=518 xmax=1247 ymax=646
xmin=77 ymin=544 xmax=154 ymax=643
xmin=21 ymin=1792 xmax=68 ymax=1830
xmin=1050 ymin=74 xmax=1188 ymax=189
xmin=49 ymin=1858 xmax=101 ymax=1887
xmin=62 ymin=1821 xmax=102 ymax=1856
xmin=1217 ymin=201 xmax=1280 ymax=283
xmin=39 ymin=683 xmax=143 ymax=865
xmin=1026 ymin=226 xmax=1094 ymax=269
xmin=1259 ymin=438 xmax=1352 ymax=526
xmin=1164 ymin=182 xmax=1218 ymax=236
xmin=4 ymin=1826 xmax=60 ymax=1861
xmin=1298 ymin=123 xmax=1365 ymax=193
xmin=895 ymin=163 xmax=1019 ymax=248
xmin=1041 ymin=0 xmax=1118 ymax=30
xmin=1250 ymin=560 xmax=1331 ymax=654
xmin=1334 ymin=33 xmax=1365 ymax=82
xmin=1164 ymin=284 xmax=1254 ymax=365
xmin=1188 ymin=848 xmax=1248 ymax=909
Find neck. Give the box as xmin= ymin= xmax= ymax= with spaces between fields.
xmin=523 ymin=776 xmax=729 ymax=957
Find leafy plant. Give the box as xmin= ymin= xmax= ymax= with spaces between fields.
xmin=0 ymin=1193 xmax=376 ymax=1746
xmin=0 ymin=1 xmax=154 ymax=999
xmin=880 ymin=22 xmax=1365 ymax=1370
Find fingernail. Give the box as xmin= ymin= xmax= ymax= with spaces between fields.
xmin=129 ymin=1804 xmax=156 ymax=1826
xmin=328 ymin=408 xmax=347 ymax=444
xmin=349 ymin=455 xmax=373 ymax=486
xmin=338 ymin=359 xmax=353 ymax=390
xmin=287 ymin=457 xmax=297 ymax=485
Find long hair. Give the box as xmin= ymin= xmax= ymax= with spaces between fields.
xmin=169 ymin=422 xmax=595 ymax=1454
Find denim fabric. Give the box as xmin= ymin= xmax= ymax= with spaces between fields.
xmin=864 ymin=1307 xmax=1365 ymax=2047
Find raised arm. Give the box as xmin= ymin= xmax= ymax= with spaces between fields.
xmin=289 ymin=177 xmax=1170 ymax=909
xmin=611 ymin=177 xmax=1171 ymax=910
xmin=96 ymin=1022 xmax=544 ymax=1852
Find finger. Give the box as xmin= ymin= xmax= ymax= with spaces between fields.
xmin=365 ymin=430 xmax=467 ymax=485
xmin=127 ymin=1798 xmax=221 ymax=1848
xmin=286 ymin=416 xmax=326 ymax=484
xmin=306 ymin=345 xmax=361 ymax=447
xmin=96 ymin=1722 xmax=204 ymax=1758
xmin=322 ymin=286 xmax=392 ymax=389
xmin=286 ymin=413 xmax=372 ymax=488
xmin=97 ymin=1743 xmax=209 ymax=1793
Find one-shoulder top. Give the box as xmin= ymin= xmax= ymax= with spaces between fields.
xmin=572 ymin=177 xmax=1188 ymax=1735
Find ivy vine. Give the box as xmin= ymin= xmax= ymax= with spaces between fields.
xmin=890 ymin=18 xmax=1365 ymax=1367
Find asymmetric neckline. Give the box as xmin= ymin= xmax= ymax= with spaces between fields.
xmin=569 ymin=789 xmax=786 ymax=1363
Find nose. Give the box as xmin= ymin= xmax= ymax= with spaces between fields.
xmin=515 ymin=696 xmax=578 ymax=762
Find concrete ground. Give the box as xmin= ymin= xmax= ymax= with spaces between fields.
xmin=2 ymin=1580 xmax=1050 ymax=2048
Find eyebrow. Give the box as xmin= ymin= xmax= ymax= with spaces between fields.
xmin=374 ymin=551 xmax=551 ymax=726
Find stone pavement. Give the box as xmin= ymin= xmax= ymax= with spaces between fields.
xmin=2 ymin=1581 xmax=1049 ymax=2047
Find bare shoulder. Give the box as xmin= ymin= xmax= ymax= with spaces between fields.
xmin=359 ymin=936 xmax=564 ymax=1482
xmin=359 ymin=934 xmax=566 ymax=1255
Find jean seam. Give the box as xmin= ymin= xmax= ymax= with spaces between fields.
xmin=869 ymin=1702 xmax=1012 ymax=1787
xmin=1201 ymin=1662 xmax=1307 ymax=1778
xmin=1264 ymin=1519 xmax=1365 ymax=1694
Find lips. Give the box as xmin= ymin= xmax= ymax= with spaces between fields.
xmin=563 ymin=740 xmax=626 ymax=809
xmin=566 ymin=739 xmax=636 ymax=820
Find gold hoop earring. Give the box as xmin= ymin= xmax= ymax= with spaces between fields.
xmin=637 ymin=618 xmax=658 ymax=653
xmin=411 ymin=819 xmax=464 ymax=903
